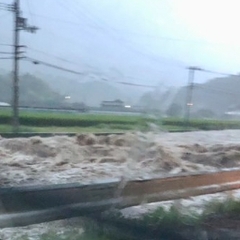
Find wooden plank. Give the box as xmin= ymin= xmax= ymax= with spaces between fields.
xmin=121 ymin=181 xmax=240 ymax=208
xmin=122 ymin=169 xmax=240 ymax=197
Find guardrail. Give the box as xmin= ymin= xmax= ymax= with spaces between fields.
xmin=0 ymin=168 xmax=240 ymax=228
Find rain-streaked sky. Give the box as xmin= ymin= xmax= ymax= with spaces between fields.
xmin=1 ymin=0 xmax=240 ymax=87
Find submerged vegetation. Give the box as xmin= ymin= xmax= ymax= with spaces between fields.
xmin=16 ymin=197 xmax=240 ymax=240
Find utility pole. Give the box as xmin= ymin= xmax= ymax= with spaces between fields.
xmin=184 ymin=66 xmax=202 ymax=128
xmin=12 ymin=0 xmax=20 ymax=133
xmin=11 ymin=0 xmax=38 ymax=133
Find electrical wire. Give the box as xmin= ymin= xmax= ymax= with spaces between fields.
xmin=0 ymin=51 xmax=12 ymax=54
xmin=2 ymin=1 xmax=240 ymax=94
xmin=56 ymin=0 xmax=97 ymax=36
xmin=30 ymin=26 xmax=99 ymax=70
xmin=200 ymin=68 xmax=238 ymax=77
xmin=24 ymin=11 xmax=217 ymax=46
xmin=25 ymin=0 xmax=34 ymax=24
xmin=26 ymin=11 xmax=98 ymax=33
xmin=116 ymin=81 xmax=156 ymax=88
xmin=0 ymin=43 xmax=12 ymax=46
xmin=25 ymin=57 xmax=85 ymax=76
xmin=24 ymin=56 xmax=158 ymax=89
xmin=27 ymin=46 xmax=91 ymax=68
xmin=0 ymin=57 xmax=13 ymax=60
xmin=21 ymin=2 xmax=185 ymax=68
xmin=194 ymin=84 xmax=240 ymax=96
xmin=76 ymin=2 xmax=240 ymax=49
xmin=25 ymin=50 xmax=240 ymax=90
xmin=0 ymin=3 xmax=8 ymax=7
xmin=19 ymin=2 xmax=240 ymax=90
xmin=55 ymin=1 xmax=184 ymax=68
xmin=8 ymin=54 xmax=240 ymax=91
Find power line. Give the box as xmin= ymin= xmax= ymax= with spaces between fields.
xmin=24 ymin=56 xmax=158 ymax=89
xmin=73 ymin=2 xmax=240 ymax=49
xmin=56 ymin=1 xmax=184 ymax=68
xmin=65 ymin=2 xmax=228 ymax=69
xmin=26 ymin=17 xmax=238 ymax=74
xmin=27 ymin=45 xmax=166 ymax=81
xmin=199 ymin=68 xmax=239 ymax=77
xmin=23 ymin=10 xmax=203 ymax=44
xmin=22 ymin=9 xmax=240 ymax=48
xmin=27 ymin=47 xmax=90 ymax=68
xmin=26 ymin=51 xmax=239 ymax=90
xmin=0 ymin=51 xmax=12 ymax=54
xmin=0 ymin=43 xmax=12 ymax=46
xmin=25 ymin=57 xmax=86 ymax=76
xmin=182 ymin=65 xmax=239 ymax=78
xmin=56 ymin=0 xmax=97 ymax=38
xmin=194 ymin=84 xmax=240 ymax=96
xmin=22 ymin=3 xmax=185 ymax=68
xmin=12 ymin=58 xmax=240 ymax=93
xmin=25 ymin=0 xmax=34 ymax=23
xmin=0 ymin=57 xmax=13 ymax=60
xmin=0 ymin=5 xmax=7 ymax=11
xmin=58 ymin=0 xmax=100 ymax=30
xmin=116 ymin=81 xmax=156 ymax=88
xmin=26 ymin=12 xmax=98 ymax=30
xmin=27 ymin=27 xmax=102 ymax=71
xmin=25 ymin=43 xmax=162 ymax=88
xmin=17 ymin=3 xmax=240 ymax=91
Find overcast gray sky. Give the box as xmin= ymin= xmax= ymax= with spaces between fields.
xmin=1 ymin=0 xmax=240 ymax=87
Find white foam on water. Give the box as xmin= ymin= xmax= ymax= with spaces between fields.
xmin=1 ymin=130 xmax=240 ymax=186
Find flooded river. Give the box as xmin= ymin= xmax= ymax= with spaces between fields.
xmin=1 ymin=130 xmax=240 ymax=239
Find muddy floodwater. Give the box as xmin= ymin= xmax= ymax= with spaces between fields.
xmin=1 ymin=130 xmax=240 ymax=239
xmin=1 ymin=130 xmax=240 ymax=186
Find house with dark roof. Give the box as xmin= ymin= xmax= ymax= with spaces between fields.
xmin=101 ymin=99 xmax=124 ymax=109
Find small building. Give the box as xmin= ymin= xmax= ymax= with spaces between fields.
xmin=224 ymin=111 xmax=240 ymax=119
xmin=101 ymin=99 xmax=124 ymax=109
xmin=224 ymin=105 xmax=240 ymax=119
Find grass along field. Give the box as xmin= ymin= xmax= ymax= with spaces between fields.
xmin=0 ymin=110 xmax=155 ymax=133
xmin=1 ymin=109 xmax=240 ymax=133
